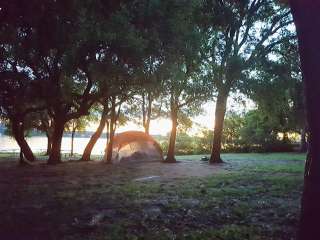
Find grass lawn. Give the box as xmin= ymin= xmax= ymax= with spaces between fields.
xmin=0 ymin=153 xmax=305 ymax=240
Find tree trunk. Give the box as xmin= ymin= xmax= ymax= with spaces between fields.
xmin=106 ymin=119 xmax=110 ymax=145
xmin=282 ymin=131 xmax=289 ymax=143
xmin=104 ymin=126 xmax=115 ymax=163
xmin=19 ymin=149 xmax=25 ymax=165
xmin=300 ymin=127 xmax=307 ymax=153
xmin=145 ymin=93 xmax=152 ymax=135
xmin=81 ymin=109 xmax=107 ymax=161
xmin=48 ymin=118 xmax=65 ymax=164
xmin=12 ymin=119 xmax=35 ymax=164
xmin=144 ymin=119 xmax=150 ymax=135
xmin=70 ymin=128 xmax=75 ymax=156
xmin=210 ymin=91 xmax=228 ymax=164
xmin=165 ymin=107 xmax=178 ymax=163
xmin=142 ymin=92 xmax=152 ymax=135
xmin=104 ymin=99 xmax=116 ymax=163
xmin=45 ymin=132 xmax=52 ymax=155
xmin=290 ymin=2 xmax=320 ymax=239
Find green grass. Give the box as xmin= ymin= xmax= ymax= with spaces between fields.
xmin=0 ymin=153 xmax=305 ymax=239
xmin=176 ymin=152 xmax=306 ymax=161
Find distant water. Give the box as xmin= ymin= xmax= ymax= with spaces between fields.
xmin=0 ymin=135 xmax=107 ymax=155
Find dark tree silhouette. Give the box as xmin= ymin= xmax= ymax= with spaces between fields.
xmin=289 ymin=1 xmax=320 ymax=239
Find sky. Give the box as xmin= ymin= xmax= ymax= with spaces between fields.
xmin=90 ymin=92 xmax=256 ymax=136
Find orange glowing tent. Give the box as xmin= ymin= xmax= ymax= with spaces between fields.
xmin=110 ymin=131 xmax=163 ymax=162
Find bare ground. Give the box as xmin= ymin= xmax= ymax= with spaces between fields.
xmin=0 ymin=154 xmax=304 ymax=240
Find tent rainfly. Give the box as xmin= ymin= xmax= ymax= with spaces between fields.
xmin=110 ymin=131 xmax=163 ymax=163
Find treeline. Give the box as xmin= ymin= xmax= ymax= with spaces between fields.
xmin=0 ymin=0 xmax=300 ymax=165
xmin=161 ymin=107 xmax=305 ymax=155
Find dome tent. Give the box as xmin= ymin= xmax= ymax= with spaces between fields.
xmin=110 ymin=131 xmax=163 ymax=163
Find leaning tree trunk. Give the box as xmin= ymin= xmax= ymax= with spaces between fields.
xmin=48 ymin=118 xmax=65 ymax=164
xmin=165 ymin=107 xmax=178 ymax=163
xmin=81 ymin=110 xmax=107 ymax=161
xmin=290 ymin=1 xmax=320 ymax=239
xmin=210 ymin=91 xmax=228 ymax=164
xmin=12 ymin=119 xmax=35 ymax=164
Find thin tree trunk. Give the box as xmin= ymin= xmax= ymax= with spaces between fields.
xmin=210 ymin=91 xmax=228 ymax=164
xmin=282 ymin=132 xmax=289 ymax=143
xmin=81 ymin=108 xmax=108 ymax=161
xmin=142 ymin=92 xmax=146 ymax=131
xmin=290 ymin=2 xmax=320 ymax=239
xmin=48 ymin=118 xmax=65 ymax=164
xmin=70 ymin=128 xmax=75 ymax=157
xmin=105 ymin=125 xmax=115 ymax=163
xmin=145 ymin=93 xmax=152 ymax=135
xmin=142 ymin=92 xmax=152 ymax=135
xmin=12 ymin=119 xmax=35 ymax=164
xmin=165 ymin=106 xmax=178 ymax=163
xmin=104 ymin=99 xmax=117 ymax=163
xmin=106 ymin=119 xmax=110 ymax=145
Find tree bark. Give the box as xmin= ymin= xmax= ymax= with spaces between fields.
xmin=289 ymin=1 xmax=320 ymax=239
xmin=19 ymin=149 xmax=25 ymax=165
xmin=282 ymin=131 xmax=289 ymax=143
xmin=104 ymin=126 xmax=115 ymax=163
xmin=104 ymin=99 xmax=117 ymax=163
xmin=70 ymin=127 xmax=75 ymax=156
xmin=165 ymin=106 xmax=178 ymax=163
xmin=145 ymin=93 xmax=152 ymax=135
xmin=142 ymin=92 xmax=152 ymax=135
xmin=48 ymin=118 xmax=65 ymax=164
xmin=11 ymin=119 xmax=35 ymax=164
xmin=81 ymin=109 xmax=107 ymax=161
xmin=210 ymin=91 xmax=228 ymax=164
xmin=45 ymin=132 xmax=52 ymax=155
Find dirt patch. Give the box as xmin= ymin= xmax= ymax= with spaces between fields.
xmin=0 ymin=158 xmax=223 ymax=186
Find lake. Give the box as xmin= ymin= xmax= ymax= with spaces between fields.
xmin=0 ymin=135 xmax=107 ymax=155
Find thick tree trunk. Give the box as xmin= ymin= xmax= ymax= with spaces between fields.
xmin=45 ymin=132 xmax=52 ymax=155
xmin=290 ymin=2 xmax=320 ymax=239
xmin=210 ymin=91 xmax=228 ymax=164
xmin=81 ymin=110 xmax=107 ymax=161
xmin=300 ymin=127 xmax=307 ymax=153
xmin=48 ymin=118 xmax=65 ymax=164
xmin=70 ymin=128 xmax=75 ymax=156
xmin=12 ymin=119 xmax=35 ymax=164
xmin=165 ymin=107 xmax=178 ymax=163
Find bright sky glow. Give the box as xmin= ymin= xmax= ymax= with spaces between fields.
xmin=87 ymin=93 xmax=255 ymax=136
